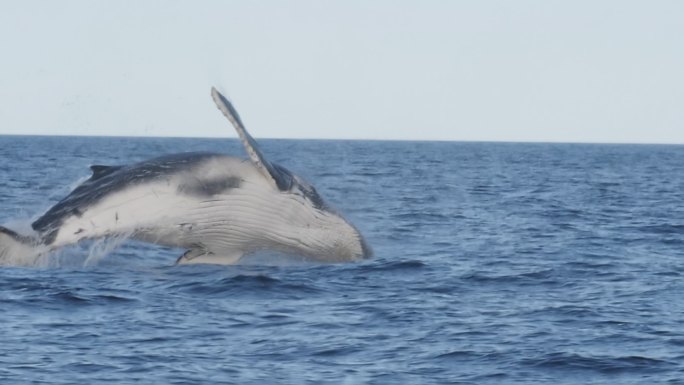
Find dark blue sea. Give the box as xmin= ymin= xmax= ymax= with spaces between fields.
xmin=1 ymin=136 xmax=684 ymax=384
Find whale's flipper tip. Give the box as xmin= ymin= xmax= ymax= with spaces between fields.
xmin=0 ymin=226 xmax=43 ymax=266
xmin=211 ymin=87 xmax=246 ymax=130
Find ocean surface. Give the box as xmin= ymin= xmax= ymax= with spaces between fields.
xmin=1 ymin=136 xmax=683 ymax=384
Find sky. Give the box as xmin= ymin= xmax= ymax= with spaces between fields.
xmin=0 ymin=1 xmax=682 ymax=143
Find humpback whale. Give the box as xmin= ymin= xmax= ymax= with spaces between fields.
xmin=0 ymin=88 xmax=372 ymax=266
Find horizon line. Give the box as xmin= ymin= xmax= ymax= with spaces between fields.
xmin=0 ymin=132 xmax=682 ymax=147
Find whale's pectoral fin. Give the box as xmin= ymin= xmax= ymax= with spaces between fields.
xmin=210 ymin=87 xmax=294 ymax=192
xmin=0 ymin=226 xmax=42 ymax=265
xmin=175 ymin=248 xmax=244 ymax=265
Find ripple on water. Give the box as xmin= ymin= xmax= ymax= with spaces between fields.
xmin=461 ymin=268 xmax=559 ymax=286
xmin=523 ymin=352 xmax=677 ymax=374
xmin=168 ymin=273 xmax=324 ymax=298
xmin=357 ymin=259 xmax=427 ymax=272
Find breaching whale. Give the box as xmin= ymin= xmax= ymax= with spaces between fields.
xmin=0 ymin=88 xmax=372 ymax=266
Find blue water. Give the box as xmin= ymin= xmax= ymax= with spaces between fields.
xmin=1 ymin=136 xmax=684 ymax=384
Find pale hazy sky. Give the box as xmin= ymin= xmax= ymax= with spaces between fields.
xmin=0 ymin=1 xmax=682 ymax=143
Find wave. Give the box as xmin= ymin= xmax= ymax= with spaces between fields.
xmin=168 ymin=273 xmax=323 ymax=298
xmin=523 ymin=352 xmax=675 ymax=374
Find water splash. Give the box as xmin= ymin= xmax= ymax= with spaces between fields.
xmin=0 ymin=217 xmax=133 ymax=268
xmin=83 ymin=232 xmax=134 ymax=267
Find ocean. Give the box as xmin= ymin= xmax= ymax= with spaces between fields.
xmin=1 ymin=136 xmax=683 ymax=384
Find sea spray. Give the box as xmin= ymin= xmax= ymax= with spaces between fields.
xmin=84 ymin=232 xmax=134 ymax=267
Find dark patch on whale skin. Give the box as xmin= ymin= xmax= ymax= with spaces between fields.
xmin=270 ymin=163 xmax=294 ymax=192
xmin=32 ymin=152 xmax=234 ymax=244
xmin=296 ymin=183 xmax=327 ymax=211
xmin=177 ymin=176 xmax=242 ymax=197
xmin=89 ymin=165 xmax=124 ymax=180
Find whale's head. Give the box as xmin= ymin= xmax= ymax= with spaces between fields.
xmin=209 ymin=87 xmax=372 ymax=263
xmin=268 ymin=171 xmax=372 ymax=262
